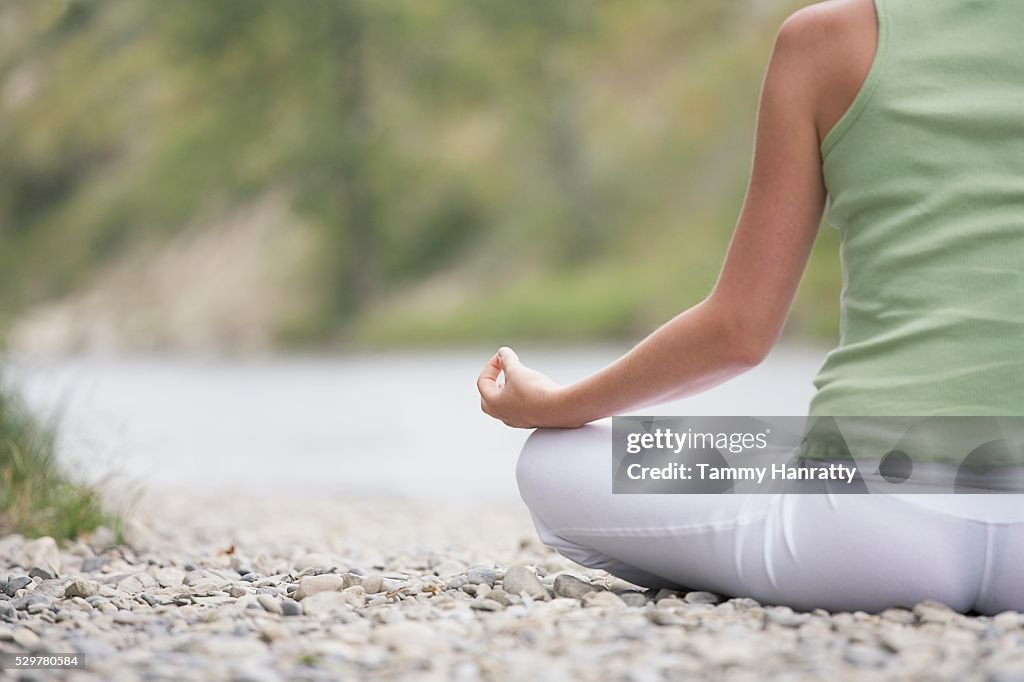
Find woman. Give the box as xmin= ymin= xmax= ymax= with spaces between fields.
xmin=477 ymin=0 xmax=1024 ymax=614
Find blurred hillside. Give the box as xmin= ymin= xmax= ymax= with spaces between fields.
xmin=0 ymin=0 xmax=837 ymax=354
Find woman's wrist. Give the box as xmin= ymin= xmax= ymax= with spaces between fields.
xmin=543 ymin=382 xmax=596 ymax=428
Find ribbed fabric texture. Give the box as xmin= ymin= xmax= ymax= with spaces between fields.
xmin=808 ymin=0 xmax=1024 ymax=428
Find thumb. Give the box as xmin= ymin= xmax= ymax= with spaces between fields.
xmin=497 ymin=346 xmax=521 ymax=373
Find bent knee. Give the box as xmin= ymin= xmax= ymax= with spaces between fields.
xmin=514 ymin=419 xmax=613 ymax=514
xmin=514 ymin=428 xmax=563 ymax=509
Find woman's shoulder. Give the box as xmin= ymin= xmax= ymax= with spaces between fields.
xmin=773 ymin=0 xmax=879 ymax=148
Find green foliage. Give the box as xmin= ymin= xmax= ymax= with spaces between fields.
xmin=0 ymin=0 xmax=839 ymax=347
xmin=0 ymin=378 xmax=117 ymax=540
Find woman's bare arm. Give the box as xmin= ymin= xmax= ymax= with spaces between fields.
xmin=479 ymin=7 xmax=837 ymax=428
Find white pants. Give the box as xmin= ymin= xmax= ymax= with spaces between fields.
xmin=516 ymin=419 xmax=1024 ymax=615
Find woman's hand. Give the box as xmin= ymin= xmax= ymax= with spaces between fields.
xmin=476 ymin=347 xmax=577 ymax=428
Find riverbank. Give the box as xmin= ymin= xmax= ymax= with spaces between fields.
xmin=2 ymin=490 xmax=1022 ymax=681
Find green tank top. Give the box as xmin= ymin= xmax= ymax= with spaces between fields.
xmin=808 ymin=0 xmax=1024 ymax=432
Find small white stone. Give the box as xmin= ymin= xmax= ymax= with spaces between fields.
xmin=294 ymin=574 xmax=344 ymax=601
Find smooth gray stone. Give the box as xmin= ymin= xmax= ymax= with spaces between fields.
xmin=11 ymin=594 xmax=52 ymax=611
xmin=446 ymin=575 xmax=469 ymax=590
xmin=139 ymin=593 xmax=166 ymax=607
xmin=619 ymin=592 xmax=648 ymax=608
xmin=466 ymin=567 xmax=497 ymax=587
xmin=280 ymin=598 xmax=303 ymax=616
xmin=29 ymin=567 xmax=55 ymax=581
xmin=653 ymin=589 xmax=682 ymax=602
xmin=501 ymin=567 xmax=549 ymax=601
xmin=553 ymin=574 xmax=601 ymax=600
xmin=4 ymin=576 xmax=32 ymax=597
xmin=65 ymin=579 xmax=101 ymax=599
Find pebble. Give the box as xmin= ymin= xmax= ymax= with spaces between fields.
xmin=501 ymin=566 xmax=549 ymax=601
xmin=619 ymin=592 xmax=648 ymax=608
xmin=117 ymin=572 xmax=159 ymax=593
xmin=138 ymin=592 xmax=165 ymax=607
xmin=29 ymin=566 xmax=55 ymax=581
xmin=466 ymin=566 xmax=497 ymax=587
xmin=766 ymin=606 xmax=810 ymax=628
xmin=880 ymin=608 xmax=916 ymax=625
xmin=11 ymin=594 xmax=51 ymax=611
xmin=280 ymin=598 xmax=303 ymax=616
xmin=684 ymin=591 xmax=721 ymax=605
xmin=4 ymin=576 xmax=32 ymax=597
xmin=553 ymin=574 xmax=600 ymax=599
xmin=446 ymin=575 xmax=469 ymax=590
xmin=362 ymin=574 xmax=384 ymax=594
xmin=914 ymin=600 xmax=956 ymax=625
xmin=654 ymin=589 xmax=682 ymax=602
xmin=294 ymin=574 xmax=344 ymax=600
xmin=583 ymin=591 xmax=626 ymax=609
xmin=258 ymin=594 xmax=284 ymax=615
xmin=487 ymin=587 xmax=509 ymax=605
xmin=35 ymin=578 xmax=69 ymax=598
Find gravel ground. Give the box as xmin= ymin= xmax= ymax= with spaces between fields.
xmin=1 ymin=491 xmax=1023 ymax=681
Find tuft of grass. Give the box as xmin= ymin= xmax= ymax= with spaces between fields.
xmin=0 ymin=376 xmax=119 ymax=541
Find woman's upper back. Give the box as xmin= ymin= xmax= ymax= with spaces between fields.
xmin=807 ymin=0 xmax=1024 ymax=419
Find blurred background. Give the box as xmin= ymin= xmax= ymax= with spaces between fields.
xmin=0 ymin=0 xmax=832 ymax=521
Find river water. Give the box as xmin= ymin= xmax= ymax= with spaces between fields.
xmin=7 ymin=344 xmax=828 ymax=504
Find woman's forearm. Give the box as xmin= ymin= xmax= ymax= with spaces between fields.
xmin=555 ymin=296 xmax=764 ymax=426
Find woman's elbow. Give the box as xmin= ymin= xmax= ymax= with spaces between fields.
xmin=728 ymin=334 xmax=772 ymax=368
xmin=720 ymin=311 xmax=777 ymax=368
xmin=698 ymin=294 xmax=777 ymax=369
